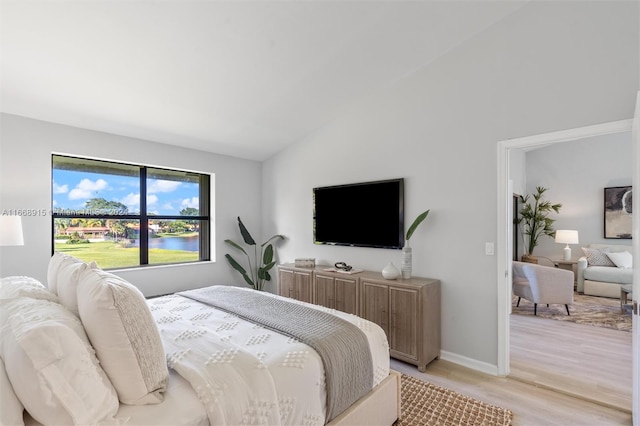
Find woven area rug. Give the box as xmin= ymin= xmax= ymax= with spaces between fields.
xmin=394 ymin=374 xmax=513 ymax=426
xmin=511 ymin=293 xmax=631 ymax=332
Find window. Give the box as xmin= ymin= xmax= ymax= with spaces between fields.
xmin=52 ymin=155 xmax=210 ymax=269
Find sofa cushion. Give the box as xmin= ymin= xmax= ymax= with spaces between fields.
xmin=583 ymin=265 xmax=632 ymax=284
xmin=581 ymin=247 xmax=616 ymax=266
xmin=606 ymin=251 xmax=633 ymax=269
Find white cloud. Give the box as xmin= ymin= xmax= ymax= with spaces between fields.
xmin=121 ymin=193 xmax=140 ymax=211
xmin=162 ymin=203 xmax=174 ymax=211
xmin=181 ymin=197 xmax=199 ymax=209
xmin=68 ymin=178 xmax=108 ymax=200
xmin=52 ymin=181 xmax=68 ymax=194
xmin=148 ymin=180 xmax=181 ymax=193
xmin=147 ymin=194 xmax=158 ymax=206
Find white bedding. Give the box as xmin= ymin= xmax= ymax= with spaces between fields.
xmin=20 ymin=288 xmax=390 ymax=426
xmin=147 ymin=290 xmax=390 ymax=426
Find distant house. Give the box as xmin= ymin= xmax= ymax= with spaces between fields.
xmin=64 ymin=226 xmax=109 ymax=239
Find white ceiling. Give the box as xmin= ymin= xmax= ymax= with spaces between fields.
xmin=1 ymin=1 xmax=528 ymax=161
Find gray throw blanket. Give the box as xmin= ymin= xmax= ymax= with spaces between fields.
xmin=178 ymin=285 xmax=374 ymax=421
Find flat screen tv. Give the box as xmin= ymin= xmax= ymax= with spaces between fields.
xmin=313 ymin=178 xmax=404 ymax=249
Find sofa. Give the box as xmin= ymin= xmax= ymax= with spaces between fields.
xmin=577 ymin=243 xmax=633 ymax=298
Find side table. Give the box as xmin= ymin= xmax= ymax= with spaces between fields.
xmin=554 ymin=259 xmax=578 ymax=290
xmin=621 ymin=284 xmax=633 ymax=313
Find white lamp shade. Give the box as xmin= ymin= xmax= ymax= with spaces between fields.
xmin=555 ymin=230 xmax=579 ymax=245
xmin=0 ymin=216 xmax=24 ymax=246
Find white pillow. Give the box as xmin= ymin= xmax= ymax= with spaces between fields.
xmin=56 ymin=261 xmax=97 ymax=316
xmin=606 ymin=251 xmax=633 ymax=269
xmin=0 ymin=297 xmax=119 ymax=425
xmin=0 ymin=276 xmax=59 ymax=303
xmin=47 ymin=252 xmax=84 ymax=295
xmin=77 ymin=267 xmax=168 ymax=405
xmin=0 ymin=357 xmax=24 ymax=426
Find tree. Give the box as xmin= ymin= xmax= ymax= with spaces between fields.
xmin=180 ymin=207 xmax=199 ymax=216
xmin=106 ymin=219 xmax=126 ymax=242
xmin=85 ymin=198 xmax=128 ymax=215
xmin=518 ymin=187 xmax=562 ymax=256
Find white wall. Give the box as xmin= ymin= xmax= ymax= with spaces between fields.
xmin=523 ymin=131 xmax=632 ymax=261
xmin=0 ymin=113 xmax=263 ymax=297
xmin=262 ymin=1 xmax=639 ymax=369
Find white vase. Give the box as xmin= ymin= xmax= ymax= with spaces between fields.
xmin=382 ymin=262 xmax=400 ymax=280
xmin=401 ymin=241 xmax=412 ymax=279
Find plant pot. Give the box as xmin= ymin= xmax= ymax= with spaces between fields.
xmin=521 ymin=254 xmax=538 ymax=264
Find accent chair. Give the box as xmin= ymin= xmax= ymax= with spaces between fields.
xmin=512 ymin=261 xmax=574 ymax=316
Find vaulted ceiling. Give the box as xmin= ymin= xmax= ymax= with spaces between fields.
xmin=1 ymin=1 xmax=528 ymax=161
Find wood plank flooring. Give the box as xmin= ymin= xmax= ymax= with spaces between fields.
xmin=509 ymin=313 xmax=632 ymax=413
xmin=390 ymin=313 xmax=633 ymax=425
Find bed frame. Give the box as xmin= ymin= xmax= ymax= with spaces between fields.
xmin=328 ymin=369 xmax=401 ymax=426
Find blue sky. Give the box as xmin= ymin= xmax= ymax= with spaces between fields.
xmin=52 ymin=169 xmax=199 ymax=215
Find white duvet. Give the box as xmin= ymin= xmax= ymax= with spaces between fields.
xmin=147 ymin=290 xmax=390 ymax=426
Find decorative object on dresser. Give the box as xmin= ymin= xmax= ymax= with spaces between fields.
xmin=554 ymin=229 xmax=579 ymax=261
xmin=604 ymin=186 xmax=632 ymax=239
xmin=402 ymin=209 xmax=430 ymax=279
xmin=381 ymin=262 xmax=400 ymax=279
xmin=517 ymin=186 xmax=562 ymax=263
xmin=278 ymin=264 xmax=441 ymax=372
xmin=294 ymin=257 xmax=316 ymax=268
xmin=224 ymin=216 xmax=285 ymax=290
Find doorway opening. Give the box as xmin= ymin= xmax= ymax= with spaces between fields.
xmin=496 ymin=120 xmax=634 ymax=410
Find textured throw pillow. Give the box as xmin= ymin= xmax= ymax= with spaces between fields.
xmin=581 ymin=247 xmax=616 ymax=266
xmin=47 ymin=252 xmax=84 ymax=295
xmin=77 ymin=267 xmax=168 ymax=405
xmin=0 ymin=357 xmax=24 ymax=426
xmin=0 ymin=297 xmax=119 ymax=425
xmin=0 ymin=276 xmax=59 ymax=303
xmin=606 ymin=251 xmax=633 ymax=269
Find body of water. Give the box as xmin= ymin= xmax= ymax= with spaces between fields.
xmin=130 ymin=235 xmax=199 ymax=252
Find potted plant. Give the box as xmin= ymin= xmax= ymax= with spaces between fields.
xmin=517 ymin=187 xmax=561 ymax=263
xmin=401 ymin=209 xmax=430 ymax=279
xmin=225 ymin=217 xmax=285 ymax=291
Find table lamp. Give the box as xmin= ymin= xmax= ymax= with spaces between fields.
xmin=555 ymin=229 xmax=578 ymax=261
xmin=0 ymin=216 xmax=24 ymax=246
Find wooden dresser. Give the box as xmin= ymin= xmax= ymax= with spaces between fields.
xmin=277 ymin=264 xmax=441 ymax=371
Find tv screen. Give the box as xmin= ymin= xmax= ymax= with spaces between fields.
xmin=313 ymin=178 xmax=404 ymax=249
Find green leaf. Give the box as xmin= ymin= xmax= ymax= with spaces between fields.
xmin=224 ymin=239 xmax=248 ymax=256
xmin=263 ymin=244 xmax=273 ymax=264
xmin=225 ymin=253 xmax=247 ymax=275
xmin=262 ymin=234 xmax=285 ymax=247
xmin=406 ymin=210 xmax=430 ymax=241
xmin=237 ymin=217 xmax=256 ymax=246
xmin=225 ymin=254 xmax=255 ymax=288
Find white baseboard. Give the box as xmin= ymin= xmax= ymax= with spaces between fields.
xmin=439 ymin=350 xmax=499 ymax=376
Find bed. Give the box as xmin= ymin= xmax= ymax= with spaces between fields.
xmin=0 ymin=253 xmax=400 ymax=426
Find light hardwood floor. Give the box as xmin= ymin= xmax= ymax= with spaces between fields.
xmin=509 ymin=313 xmax=632 ymax=413
xmin=391 ymin=313 xmax=633 ymax=425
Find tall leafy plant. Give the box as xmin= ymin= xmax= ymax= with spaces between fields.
xmin=225 ymin=217 xmax=285 ymax=291
xmin=518 ymin=187 xmax=561 ymax=256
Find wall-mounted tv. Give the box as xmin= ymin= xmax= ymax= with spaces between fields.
xmin=313 ymin=178 xmax=404 ymax=249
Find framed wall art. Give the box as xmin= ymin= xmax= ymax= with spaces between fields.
xmin=604 ymin=186 xmax=632 ymax=239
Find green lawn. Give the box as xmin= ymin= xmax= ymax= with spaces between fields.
xmin=54 ymin=241 xmax=199 ymax=269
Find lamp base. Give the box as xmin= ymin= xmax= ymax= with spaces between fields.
xmin=563 ymin=245 xmax=571 ymax=261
